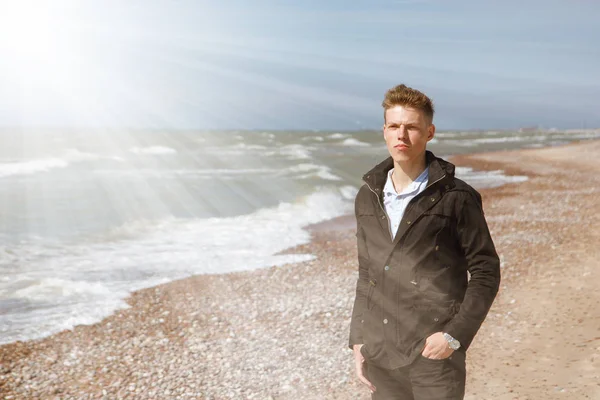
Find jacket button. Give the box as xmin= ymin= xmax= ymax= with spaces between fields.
xmin=431 ymin=197 xmax=435 ymax=202
xmin=381 ymin=215 xmax=386 ymax=219
xmin=384 ymin=265 xmax=390 ymax=271
xmin=434 ymin=317 xmax=439 ymax=322
xmin=406 ymin=221 xmax=411 ymax=225
xmin=383 ymin=319 xmax=388 ymax=324
xmin=445 ymin=185 xmax=450 ymax=190
xmin=361 ymin=319 xmax=364 ymax=323
xmin=435 ymin=245 xmax=439 ymax=251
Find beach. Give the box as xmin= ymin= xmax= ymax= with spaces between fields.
xmin=2 ymin=139 xmax=600 ymax=399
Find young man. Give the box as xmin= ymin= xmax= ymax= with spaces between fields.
xmin=348 ymin=84 xmax=500 ymax=399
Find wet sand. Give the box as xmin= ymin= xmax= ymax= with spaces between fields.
xmin=1 ymin=140 xmax=600 ymax=399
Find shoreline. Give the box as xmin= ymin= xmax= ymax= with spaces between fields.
xmin=2 ymin=139 xmax=600 ymax=399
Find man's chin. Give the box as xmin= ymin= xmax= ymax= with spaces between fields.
xmin=390 ymin=153 xmax=412 ymax=163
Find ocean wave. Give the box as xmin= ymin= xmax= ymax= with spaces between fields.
xmin=288 ymin=163 xmax=342 ymax=181
xmin=455 ymin=166 xmax=528 ymax=188
xmin=10 ymin=277 xmax=116 ymax=302
xmin=0 ymin=158 xmax=69 ymax=178
xmin=129 ymin=146 xmax=177 ymax=155
xmin=0 ymin=148 xmax=118 ymax=178
xmin=340 ymin=138 xmax=370 ymax=147
xmin=276 ymin=144 xmax=314 ymax=160
xmin=231 ymin=143 xmax=268 ymax=150
xmin=0 ymin=186 xmax=355 ymax=344
xmin=302 ymin=136 xmax=324 ymax=142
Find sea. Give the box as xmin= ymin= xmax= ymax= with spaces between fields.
xmin=1 ymin=127 xmax=599 ymax=345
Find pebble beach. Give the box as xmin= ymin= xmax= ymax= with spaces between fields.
xmin=2 ymin=140 xmax=600 ymax=399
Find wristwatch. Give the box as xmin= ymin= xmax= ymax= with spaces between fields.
xmin=442 ymin=332 xmax=461 ymax=350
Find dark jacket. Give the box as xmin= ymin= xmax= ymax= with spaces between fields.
xmin=348 ymin=151 xmax=501 ymax=370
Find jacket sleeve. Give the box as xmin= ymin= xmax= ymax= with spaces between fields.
xmin=442 ymin=190 xmax=501 ymax=350
xmin=348 ymin=192 xmax=371 ymax=350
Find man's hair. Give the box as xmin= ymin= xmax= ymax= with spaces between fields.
xmin=382 ymin=84 xmax=435 ymax=124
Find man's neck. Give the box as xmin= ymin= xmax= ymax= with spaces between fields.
xmin=391 ymin=154 xmax=427 ymax=194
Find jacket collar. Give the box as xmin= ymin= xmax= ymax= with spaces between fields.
xmin=362 ymin=150 xmax=455 ymax=194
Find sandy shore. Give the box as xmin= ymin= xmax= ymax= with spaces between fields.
xmin=2 ymin=140 xmax=600 ymax=399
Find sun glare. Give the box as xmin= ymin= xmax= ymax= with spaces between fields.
xmin=0 ymin=0 xmax=80 ymax=85
xmin=1 ymin=2 xmax=53 ymax=64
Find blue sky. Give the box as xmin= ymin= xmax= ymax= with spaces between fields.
xmin=0 ymin=0 xmax=598 ymax=130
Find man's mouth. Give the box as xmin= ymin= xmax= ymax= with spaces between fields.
xmin=394 ymin=144 xmax=409 ymax=149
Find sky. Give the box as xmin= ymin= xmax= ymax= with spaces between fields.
xmin=0 ymin=0 xmax=598 ymax=130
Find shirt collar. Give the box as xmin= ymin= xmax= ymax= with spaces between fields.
xmin=383 ymin=166 xmax=429 ymax=197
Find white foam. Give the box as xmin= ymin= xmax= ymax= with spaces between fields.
xmin=0 ymin=187 xmax=354 ymax=344
xmin=129 ymin=146 xmax=177 ymax=155
xmin=565 ymin=131 xmax=600 ymax=140
xmin=315 ymin=170 xmax=342 ymax=181
xmin=64 ymin=148 xmax=111 ymax=162
xmin=452 ymin=141 xmax=477 ymax=147
xmin=0 ymin=158 xmax=69 ymax=178
xmin=328 ymin=133 xmax=348 ymax=139
xmin=231 ymin=143 xmax=268 ymax=150
xmin=435 ymin=132 xmax=464 ymax=138
xmin=340 ymin=138 xmax=370 ymax=147
xmin=277 ymin=144 xmax=313 ymax=160
xmin=189 ymin=167 xmax=279 ymax=176
xmin=455 ymin=166 xmax=528 ymax=189
xmin=469 ymin=136 xmax=526 ymax=144
xmin=12 ymin=277 xmax=117 ymax=302
xmin=288 ymin=163 xmax=321 ymax=173
xmin=339 ymin=185 xmax=358 ymax=200
xmin=0 ymin=148 xmax=113 ymax=178
xmin=288 ymin=163 xmax=342 ymax=181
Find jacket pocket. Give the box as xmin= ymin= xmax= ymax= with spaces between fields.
xmin=366 ymin=278 xmax=376 ymax=310
xmin=416 ymin=267 xmax=452 ymax=299
xmin=423 ymin=302 xmax=455 ymax=334
xmin=409 ymin=300 xmax=457 ymax=341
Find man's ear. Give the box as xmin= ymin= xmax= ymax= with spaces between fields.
xmin=427 ymin=123 xmax=436 ymax=141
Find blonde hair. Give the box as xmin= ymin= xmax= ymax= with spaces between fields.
xmin=382 ymin=84 xmax=435 ymax=124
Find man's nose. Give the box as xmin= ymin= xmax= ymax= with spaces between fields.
xmin=397 ymin=125 xmax=408 ymax=139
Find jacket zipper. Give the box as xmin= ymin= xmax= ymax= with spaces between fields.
xmin=365 ymin=182 xmax=387 ymax=216
xmin=364 ymin=181 xmax=394 ymax=240
xmin=403 ymin=173 xmax=447 ymax=285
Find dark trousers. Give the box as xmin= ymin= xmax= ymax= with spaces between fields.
xmin=364 ymin=350 xmax=466 ymax=400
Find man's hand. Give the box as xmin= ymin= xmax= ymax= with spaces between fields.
xmin=421 ymin=332 xmax=454 ymax=360
xmin=353 ymin=344 xmax=376 ymax=393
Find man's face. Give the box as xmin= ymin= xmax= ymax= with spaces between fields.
xmin=383 ymin=105 xmax=435 ymax=165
